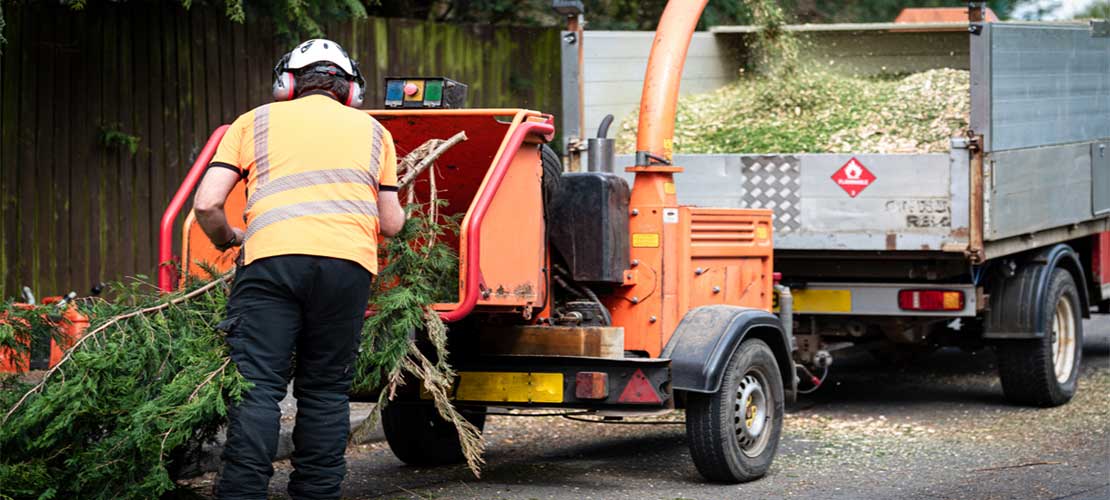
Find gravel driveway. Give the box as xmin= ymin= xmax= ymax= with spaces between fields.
xmin=191 ymin=316 xmax=1110 ymax=500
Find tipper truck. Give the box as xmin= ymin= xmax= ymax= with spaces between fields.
xmin=605 ymin=3 xmax=1109 ymax=407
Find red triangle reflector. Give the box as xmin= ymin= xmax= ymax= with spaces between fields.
xmin=618 ymin=369 xmax=662 ymax=404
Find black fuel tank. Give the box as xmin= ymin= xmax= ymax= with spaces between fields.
xmin=549 ymin=172 xmax=630 ymax=284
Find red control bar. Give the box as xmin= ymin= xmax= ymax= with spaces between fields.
xmin=439 ymin=118 xmax=554 ymax=322
xmin=158 ymin=126 xmax=229 ymax=292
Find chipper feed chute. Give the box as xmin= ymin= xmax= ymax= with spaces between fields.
xmin=160 ymin=109 xmax=555 ymax=322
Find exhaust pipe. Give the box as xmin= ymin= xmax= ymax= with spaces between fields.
xmin=587 ymin=114 xmax=616 ymax=173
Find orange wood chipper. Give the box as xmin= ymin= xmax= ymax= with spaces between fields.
xmin=158 ymin=0 xmax=794 ymax=483
xmin=0 ymin=294 xmax=89 ymax=373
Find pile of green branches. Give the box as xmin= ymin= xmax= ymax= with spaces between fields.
xmin=0 ymin=135 xmax=478 ymax=498
xmin=352 ymin=203 xmax=485 ymax=473
xmin=0 ymin=274 xmax=250 ymax=499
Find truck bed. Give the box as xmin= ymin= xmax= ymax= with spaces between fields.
xmin=617 ymin=22 xmax=1110 ymax=261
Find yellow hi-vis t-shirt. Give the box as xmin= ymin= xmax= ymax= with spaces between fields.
xmin=209 ymin=94 xmax=398 ymax=275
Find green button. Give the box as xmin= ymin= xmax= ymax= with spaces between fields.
xmin=424 ymin=79 xmax=444 ymax=104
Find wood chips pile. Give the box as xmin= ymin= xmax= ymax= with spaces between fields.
xmin=616 ymin=68 xmax=970 ymax=155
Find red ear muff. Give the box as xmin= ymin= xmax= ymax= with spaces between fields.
xmin=345 ymin=80 xmax=364 ymax=108
xmin=271 ymin=71 xmax=296 ymax=102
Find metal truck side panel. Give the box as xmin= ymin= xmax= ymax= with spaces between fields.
xmin=618 ymin=153 xmax=968 ymax=252
xmin=987 ymin=143 xmax=1093 ymax=240
xmin=797 ymin=154 xmax=950 ymax=240
xmin=985 ymin=24 xmax=1110 ymax=152
xmin=1093 ymin=141 xmax=1110 ymax=215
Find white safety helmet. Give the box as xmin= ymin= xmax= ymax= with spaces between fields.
xmin=272 ymin=39 xmax=366 ymax=108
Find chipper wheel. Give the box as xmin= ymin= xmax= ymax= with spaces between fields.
xmin=540 ymin=143 xmax=563 ymax=224
xmin=995 ymin=268 xmax=1083 ymax=407
xmin=685 ymin=339 xmax=784 ymax=483
xmin=381 ymin=403 xmax=486 ymax=466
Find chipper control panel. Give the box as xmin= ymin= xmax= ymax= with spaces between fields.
xmin=384 ymin=77 xmax=467 ymax=109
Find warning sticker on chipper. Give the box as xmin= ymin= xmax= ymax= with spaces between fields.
xmin=831 ymin=157 xmax=876 ymax=198
xmin=632 ymin=233 xmax=660 ymax=248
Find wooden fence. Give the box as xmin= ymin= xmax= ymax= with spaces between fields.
xmin=0 ymin=2 xmax=562 ymax=298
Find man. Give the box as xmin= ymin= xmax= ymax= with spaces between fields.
xmin=192 ymin=39 xmax=405 ymax=499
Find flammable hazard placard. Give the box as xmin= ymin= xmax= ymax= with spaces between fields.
xmin=831 ymin=157 xmax=876 ymax=198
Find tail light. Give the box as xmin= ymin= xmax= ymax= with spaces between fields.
xmin=898 ymin=289 xmax=964 ymax=311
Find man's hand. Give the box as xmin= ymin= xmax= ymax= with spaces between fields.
xmin=216 ymin=227 xmax=246 ymax=251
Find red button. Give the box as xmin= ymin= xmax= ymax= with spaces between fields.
xmin=404 ymin=83 xmax=419 ymax=96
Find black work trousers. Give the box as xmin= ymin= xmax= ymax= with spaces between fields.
xmin=216 ymin=255 xmax=371 ymax=500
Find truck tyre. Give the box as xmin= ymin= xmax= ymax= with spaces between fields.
xmin=381 ymin=403 xmax=486 ymax=466
xmin=686 ymin=339 xmax=784 ymax=483
xmin=996 ymin=268 xmax=1083 ymax=407
xmin=540 ymin=144 xmax=562 ymax=224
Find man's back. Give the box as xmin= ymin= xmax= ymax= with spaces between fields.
xmin=210 ymin=94 xmax=398 ymax=275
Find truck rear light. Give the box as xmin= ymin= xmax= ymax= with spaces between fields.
xmin=575 ymin=371 xmax=609 ymax=400
xmin=898 ymin=289 xmax=964 ymax=311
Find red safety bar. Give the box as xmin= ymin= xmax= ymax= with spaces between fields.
xmin=439 ymin=118 xmax=555 ymax=322
xmin=158 ymin=126 xmax=229 ymax=292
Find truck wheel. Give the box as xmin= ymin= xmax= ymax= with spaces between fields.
xmin=540 ymin=144 xmax=563 ymax=224
xmin=996 ymin=268 xmax=1083 ymax=407
xmin=686 ymin=339 xmax=784 ymax=483
xmin=381 ymin=403 xmax=486 ymax=466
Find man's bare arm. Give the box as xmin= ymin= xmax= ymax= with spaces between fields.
xmin=378 ymin=191 xmax=405 ymax=237
xmin=194 ymin=168 xmax=244 ymax=249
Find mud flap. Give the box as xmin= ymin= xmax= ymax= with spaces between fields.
xmin=662 ymin=305 xmax=795 ymax=401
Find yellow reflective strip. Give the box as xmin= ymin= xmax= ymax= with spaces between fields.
xmin=368 ymin=124 xmax=383 ymax=184
xmin=245 ymin=200 xmax=378 ymax=240
xmin=245 ymin=169 xmax=374 ymax=212
xmin=454 ymin=372 xmax=564 ymax=403
xmin=253 ymin=105 xmax=272 ymax=185
xmin=773 ymin=289 xmax=852 ymax=313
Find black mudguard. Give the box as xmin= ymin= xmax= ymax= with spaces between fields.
xmin=984 ymin=243 xmax=1091 ymax=339
xmin=662 ymin=305 xmax=796 ymax=401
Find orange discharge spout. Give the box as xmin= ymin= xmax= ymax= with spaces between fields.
xmin=634 ymin=0 xmax=709 ymax=166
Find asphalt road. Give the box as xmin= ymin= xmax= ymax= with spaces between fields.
xmin=239 ymin=317 xmax=1110 ymax=500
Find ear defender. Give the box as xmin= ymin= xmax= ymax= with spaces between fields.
xmin=271 ymin=71 xmax=296 ymax=101
xmin=345 ymin=80 xmax=364 ymax=108
xmin=271 ymin=52 xmax=295 ymax=102
xmin=271 ymin=46 xmax=364 ymax=106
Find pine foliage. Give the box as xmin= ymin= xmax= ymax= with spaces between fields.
xmin=0 ymin=275 xmax=250 ymax=500
xmin=353 ymin=202 xmax=485 ymax=474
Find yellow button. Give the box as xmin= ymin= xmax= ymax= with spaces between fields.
xmin=403 ymin=80 xmax=425 ymax=101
